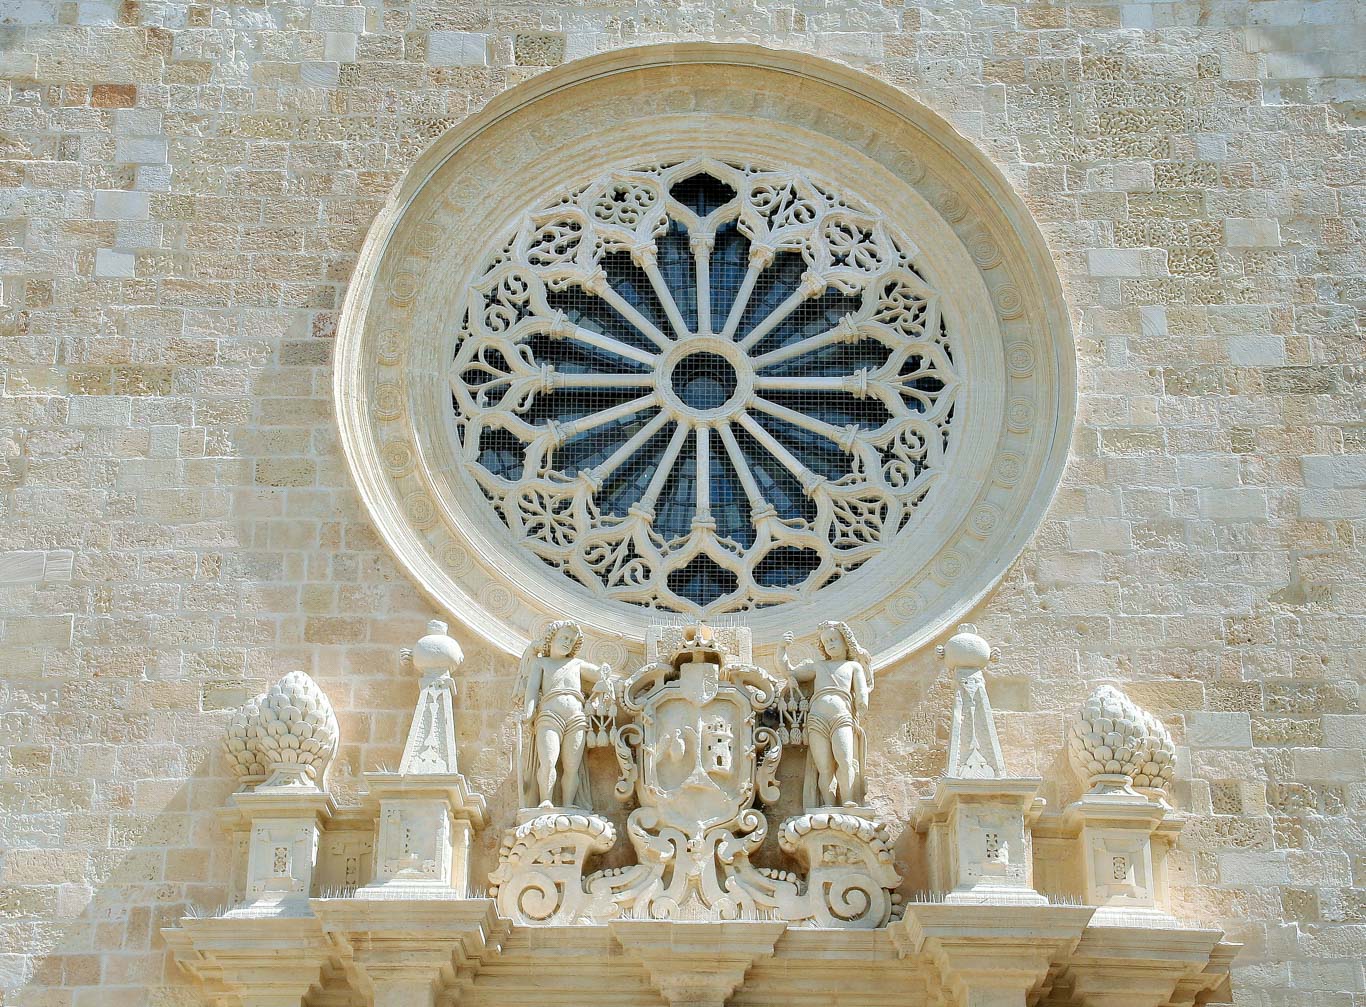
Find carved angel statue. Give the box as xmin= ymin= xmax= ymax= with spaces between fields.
xmin=779 ymin=621 xmax=874 ymax=809
xmin=516 ymin=620 xmax=614 ymax=810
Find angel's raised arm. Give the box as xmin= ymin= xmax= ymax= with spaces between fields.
xmin=778 ymin=637 xmax=817 ymax=683
xmin=787 ymin=657 xmax=819 ymax=683
xmin=777 ymin=631 xmax=815 ymax=680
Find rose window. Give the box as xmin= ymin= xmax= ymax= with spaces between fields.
xmin=450 ymin=159 xmax=959 ymax=614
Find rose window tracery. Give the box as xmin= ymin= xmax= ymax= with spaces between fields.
xmin=450 ymin=158 xmax=960 ymax=614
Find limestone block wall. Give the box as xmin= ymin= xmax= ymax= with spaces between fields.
xmin=0 ymin=2 xmax=1362 ymax=1005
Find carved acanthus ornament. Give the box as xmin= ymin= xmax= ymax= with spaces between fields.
xmin=487 ymin=813 xmax=617 ymax=925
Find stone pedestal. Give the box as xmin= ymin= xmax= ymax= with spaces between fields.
xmin=1062 ymin=792 xmax=1177 ymax=925
xmin=359 ymin=772 xmax=487 ymax=898
xmin=230 ymin=788 xmax=336 ymax=916
xmin=915 ymin=778 xmax=1046 ymax=905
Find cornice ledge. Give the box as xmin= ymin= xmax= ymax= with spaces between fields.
xmin=1063 ymin=926 xmax=1239 ymax=1007
xmin=162 ymin=914 xmax=332 ymax=1003
xmin=361 ymin=771 xmax=488 ymax=829
xmin=1171 ymin=940 xmax=1240 ymax=1007
xmin=912 ymin=777 xmax=1047 ymax=831
xmin=311 ymin=895 xmax=506 ymax=958
xmin=312 ymin=897 xmax=507 ymax=1004
xmin=891 ymin=903 xmax=1095 ymax=999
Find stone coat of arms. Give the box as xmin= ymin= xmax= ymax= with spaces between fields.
xmin=490 ymin=623 xmax=901 ymax=926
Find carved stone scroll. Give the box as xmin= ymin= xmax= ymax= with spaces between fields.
xmin=489 ymin=813 xmax=617 ymax=925
xmin=778 ymin=811 xmax=902 ymax=928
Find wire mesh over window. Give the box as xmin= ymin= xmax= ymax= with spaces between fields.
xmin=449 ymin=158 xmax=959 ymax=614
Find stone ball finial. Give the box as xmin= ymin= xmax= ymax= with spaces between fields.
xmin=409 ymin=618 xmax=464 ymax=677
xmin=936 ymin=623 xmax=993 ymax=672
xmin=223 ymin=693 xmax=268 ymax=788
xmin=1067 ymin=683 xmax=1172 ymax=798
xmin=253 ymin=671 xmax=340 ymax=790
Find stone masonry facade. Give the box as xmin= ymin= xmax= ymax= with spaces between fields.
xmin=0 ymin=1 xmax=1362 ymax=1005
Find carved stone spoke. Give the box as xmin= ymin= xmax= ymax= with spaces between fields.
xmin=449 ymin=158 xmax=961 ymax=613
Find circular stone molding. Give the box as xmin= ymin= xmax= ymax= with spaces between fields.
xmin=335 ymin=44 xmax=1076 ymax=665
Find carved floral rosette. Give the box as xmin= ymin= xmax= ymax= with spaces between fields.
xmin=779 ymin=812 xmax=902 ymax=928
xmin=489 ymin=813 xmax=617 ymax=925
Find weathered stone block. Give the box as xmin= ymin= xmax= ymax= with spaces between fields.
xmin=1186 ymin=713 xmax=1254 ymax=749
xmin=1225 ymin=218 xmax=1282 ymax=247
xmin=428 ymin=31 xmax=487 ymax=66
xmin=92 ymin=190 xmax=149 ymax=220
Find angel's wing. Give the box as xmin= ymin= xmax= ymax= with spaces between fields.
xmin=515 ymin=640 xmax=540 ymax=715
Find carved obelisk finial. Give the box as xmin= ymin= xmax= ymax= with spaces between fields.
xmin=398 ymin=619 xmax=464 ymax=775
xmin=937 ymin=624 xmax=1004 ymax=779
